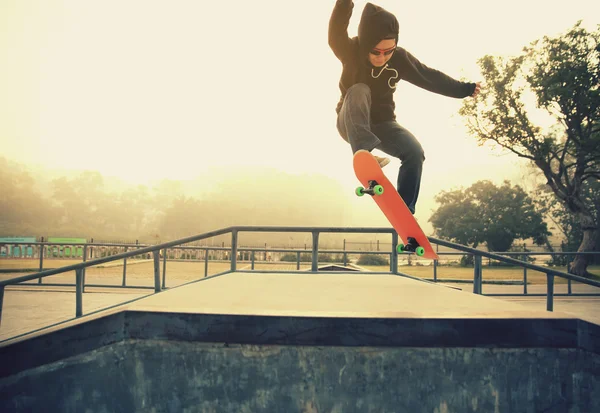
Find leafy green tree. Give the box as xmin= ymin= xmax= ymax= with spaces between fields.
xmin=430 ymin=180 xmax=549 ymax=251
xmin=459 ymin=22 xmax=599 ymax=276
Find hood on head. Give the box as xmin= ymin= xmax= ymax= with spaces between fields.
xmin=358 ymin=3 xmax=399 ymax=60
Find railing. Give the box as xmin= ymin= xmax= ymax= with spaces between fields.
xmin=1 ymin=226 xmax=599 ymax=331
xmin=430 ymin=251 xmax=599 ymax=295
xmin=0 ymin=227 xmax=398 ymax=328
xmin=2 ymin=242 xmax=597 ymax=294
xmin=430 ymin=237 xmax=600 ymax=311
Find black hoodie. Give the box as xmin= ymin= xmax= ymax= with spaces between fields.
xmin=328 ymin=1 xmax=476 ymax=123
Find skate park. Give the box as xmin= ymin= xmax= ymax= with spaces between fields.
xmin=2 ymin=1 xmax=600 ymax=410
xmin=0 ymin=226 xmax=599 ymax=412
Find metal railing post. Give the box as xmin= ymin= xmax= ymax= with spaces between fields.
xmin=433 ymin=259 xmax=438 ymax=282
xmin=522 ymin=254 xmax=527 ymax=295
xmin=546 ymin=272 xmax=555 ymax=312
xmin=296 ymin=251 xmax=301 ymax=270
xmin=162 ymin=248 xmax=167 ymax=289
xmin=122 ymin=246 xmax=128 ymax=287
xmin=0 ymin=285 xmax=4 ymax=328
xmin=311 ymin=231 xmax=319 ymax=272
xmin=519 ymin=254 xmax=526 ymax=295
xmin=76 ymin=269 xmax=83 ymax=317
xmin=38 ymin=237 xmax=45 ymax=278
xmin=231 ymin=230 xmax=238 ymax=272
xmin=391 ymin=233 xmax=398 ymax=274
xmin=38 ymin=239 xmax=45 ymax=284
xmin=82 ymin=244 xmax=88 ymax=293
xmin=473 ymin=255 xmax=482 ymax=294
xmin=251 ymin=250 xmax=255 ymax=270
xmin=204 ymin=248 xmax=209 ymax=277
xmin=153 ymin=251 xmax=161 ymax=293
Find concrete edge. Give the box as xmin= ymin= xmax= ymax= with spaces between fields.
xmin=578 ymin=319 xmax=600 ymax=354
xmin=0 ymin=311 xmax=126 ymax=379
xmin=1 ymin=308 xmax=595 ymax=380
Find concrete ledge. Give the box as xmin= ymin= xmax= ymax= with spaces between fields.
xmin=578 ymin=319 xmax=600 ymax=354
xmin=1 ymin=309 xmax=598 ymax=379
xmin=2 ymin=340 xmax=599 ymax=413
xmin=2 ymin=271 xmax=597 ymax=380
xmin=124 ymin=311 xmax=580 ymax=348
xmin=1 ymin=269 xmax=599 ymax=413
xmin=0 ymin=312 xmax=126 ymax=378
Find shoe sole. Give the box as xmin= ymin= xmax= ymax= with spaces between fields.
xmin=378 ymin=158 xmax=390 ymax=168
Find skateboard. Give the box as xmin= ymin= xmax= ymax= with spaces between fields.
xmin=353 ymin=150 xmax=439 ymax=260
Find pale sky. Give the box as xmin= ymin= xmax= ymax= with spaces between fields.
xmin=2 ymin=0 xmax=599 ymax=225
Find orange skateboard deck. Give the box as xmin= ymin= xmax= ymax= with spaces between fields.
xmin=353 ymin=150 xmax=439 ymax=260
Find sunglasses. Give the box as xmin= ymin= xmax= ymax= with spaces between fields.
xmin=369 ymin=46 xmax=396 ymax=56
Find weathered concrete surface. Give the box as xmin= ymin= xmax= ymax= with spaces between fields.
xmin=1 ymin=272 xmax=599 ymax=412
xmin=0 ymin=272 xmax=580 ymax=344
xmin=1 ymin=339 xmax=599 ymax=413
xmin=127 ymin=272 xmax=575 ymax=319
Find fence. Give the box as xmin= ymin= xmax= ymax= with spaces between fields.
xmin=1 ymin=226 xmax=599 ymax=333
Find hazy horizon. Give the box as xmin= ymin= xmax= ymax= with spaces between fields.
xmin=1 ymin=155 xmax=565 ymax=249
xmin=2 ymin=0 xmax=598 ymax=241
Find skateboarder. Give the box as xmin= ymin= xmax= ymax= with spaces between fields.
xmin=329 ymin=1 xmax=481 ymax=214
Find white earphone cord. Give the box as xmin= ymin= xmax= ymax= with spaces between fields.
xmin=371 ymin=63 xmax=398 ymax=89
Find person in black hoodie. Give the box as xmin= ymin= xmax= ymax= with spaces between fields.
xmin=329 ymin=1 xmax=481 ymax=214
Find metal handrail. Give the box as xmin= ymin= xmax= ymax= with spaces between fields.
xmin=0 ymin=226 xmax=231 ymax=286
xmin=0 ymin=242 xmax=142 ymax=247
xmin=1 ymin=226 xmax=597 ymax=288
xmin=0 ymin=226 xmax=399 ymax=329
xmin=429 ymin=251 xmax=598 ymax=256
xmin=430 ymin=236 xmax=600 ymax=311
xmin=0 ymin=226 xmax=598 ymax=331
xmin=430 ymin=237 xmax=600 ymax=287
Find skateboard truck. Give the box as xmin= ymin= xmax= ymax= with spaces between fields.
xmin=355 ymin=180 xmax=384 ymax=197
xmin=397 ymin=237 xmax=425 ymax=256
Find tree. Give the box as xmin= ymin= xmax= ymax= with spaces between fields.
xmin=50 ymin=171 xmax=154 ymax=240
xmin=157 ymin=196 xmax=208 ymax=239
xmin=535 ymin=177 xmax=600 ymax=265
xmin=459 ymin=22 xmax=599 ymax=276
xmin=0 ymin=157 xmax=56 ymax=235
xmin=430 ymin=180 xmax=550 ymax=252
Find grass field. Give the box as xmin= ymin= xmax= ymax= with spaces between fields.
xmin=362 ymin=264 xmax=600 ymax=284
xmin=0 ymin=259 xmax=232 ymax=288
xmin=1 ymin=259 xmax=598 ymax=286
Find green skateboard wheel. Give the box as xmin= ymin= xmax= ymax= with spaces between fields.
xmin=397 ymin=244 xmax=404 ymax=253
xmin=374 ymin=185 xmax=384 ymax=195
xmin=355 ymin=187 xmax=365 ymax=196
xmin=415 ymin=247 xmax=425 ymax=256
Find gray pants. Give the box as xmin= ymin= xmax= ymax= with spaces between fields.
xmin=337 ymin=83 xmax=425 ymax=214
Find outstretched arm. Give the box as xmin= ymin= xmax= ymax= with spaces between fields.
xmin=328 ymin=0 xmax=354 ymax=62
xmin=399 ymin=48 xmax=478 ymax=99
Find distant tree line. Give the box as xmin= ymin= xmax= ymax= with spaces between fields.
xmin=0 ymin=159 xmax=352 ymax=246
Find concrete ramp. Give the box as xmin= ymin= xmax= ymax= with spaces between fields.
xmin=1 ymin=272 xmax=599 ymax=412
xmin=129 ymin=272 xmax=556 ymax=318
